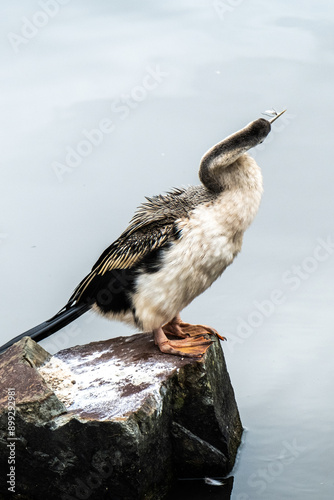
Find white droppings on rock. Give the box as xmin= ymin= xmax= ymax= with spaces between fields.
xmin=38 ymin=357 xmax=77 ymax=407
xmin=37 ymin=345 xmax=181 ymax=421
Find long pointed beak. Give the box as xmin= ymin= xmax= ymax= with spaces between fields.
xmin=269 ymin=109 xmax=287 ymax=124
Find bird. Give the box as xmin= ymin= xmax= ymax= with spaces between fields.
xmin=0 ymin=110 xmax=286 ymax=358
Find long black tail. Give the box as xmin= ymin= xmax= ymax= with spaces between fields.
xmin=0 ymin=303 xmax=90 ymax=355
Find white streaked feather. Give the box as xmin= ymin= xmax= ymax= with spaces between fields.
xmin=204 ymin=477 xmax=225 ymax=486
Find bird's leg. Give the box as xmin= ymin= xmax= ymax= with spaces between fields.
xmin=162 ymin=314 xmax=189 ymax=338
xmin=153 ymin=327 xmax=213 ymax=358
xmin=162 ymin=313 xmax=226 ymax=341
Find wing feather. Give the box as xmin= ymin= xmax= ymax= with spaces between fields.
xmin=68 ymin=185 xmax=212 ymax=306
xmin=68 ymin=223 xmax=175 ymax=304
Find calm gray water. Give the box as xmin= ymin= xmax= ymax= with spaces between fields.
xmin=1 ymin=1 xmax=334 ymax=498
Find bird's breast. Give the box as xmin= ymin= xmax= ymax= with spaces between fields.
xmin=132 ymin=185 xmax=262 ymax=331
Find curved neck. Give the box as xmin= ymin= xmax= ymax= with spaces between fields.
xmin=199 ymin=118 xmax=271 ymax=192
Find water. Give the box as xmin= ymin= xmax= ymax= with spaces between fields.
xmin=1 ymin=1 xmax=334 ymax=498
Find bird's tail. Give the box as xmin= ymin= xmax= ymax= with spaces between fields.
xmin=0 ymin=303 xmax=90 ymax=355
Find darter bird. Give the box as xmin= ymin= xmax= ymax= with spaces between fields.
xmin=0 ymin=110 xmax=286 ymax=358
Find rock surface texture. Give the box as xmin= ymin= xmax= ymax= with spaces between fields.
xmin=0 ymin=333 xmax=242 ymax=500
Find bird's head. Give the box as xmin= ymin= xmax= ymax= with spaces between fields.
xmin=199 ymin=109 xmax=286 ymax=192
xmin=242 ymin=109 xmax=287 ymax=146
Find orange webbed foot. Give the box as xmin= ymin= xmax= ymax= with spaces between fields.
xmin=154 ymin=327 xmax=213 ymax=358
xmin=162 ymin=315 xmax=226 ymax=341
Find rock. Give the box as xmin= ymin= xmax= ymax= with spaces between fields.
xmin=0 ymin=332 xmax=242 ymax=500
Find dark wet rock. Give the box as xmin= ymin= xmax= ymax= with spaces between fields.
xmin=0 ymin=332 xmax=242 ymax=500
xmin=171 ymin=422 xmax=228 ymax=477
